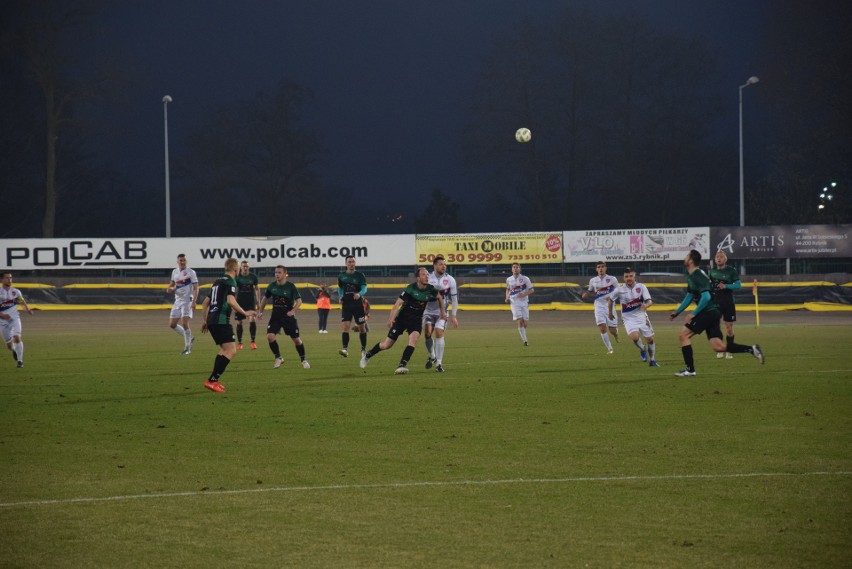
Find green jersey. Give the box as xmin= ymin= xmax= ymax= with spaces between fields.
xmin=264 ymin=281 xmax=301 ymax=314
xmin=709 ymin=265 xmax=739 ymax=300
xmin=397 ymin=282 xmax=440 ymax=320
xmin=207 ymin=275 xmax=237 ymax=326
xmin=686 ymin=269 xmax=718 ymax=314
xmin=235 ymin=272 xmax=259 ymax=305
xmin=338 ymin=270 xmax=367 ymax=306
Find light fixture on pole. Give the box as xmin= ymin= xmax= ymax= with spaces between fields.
xmin=738 ymin=76 xmax=759 ymax=227
xmin=163 ymin=95 xmax=173 ymax=238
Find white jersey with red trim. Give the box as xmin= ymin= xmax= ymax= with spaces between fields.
xmin=608 ymin=282 xmax=651 ymax=324
xmin=506 ymin=274 xmax=533 ymax=307
xmin=425 ymin=271 xmax=458 ymax=316
xmin=171 ymin=267 xmax=199 ymax=300
xmin=588 ymin=274 xmax=618 ymax=307
xmin=0 ymin=286 xmax=24 ymax=321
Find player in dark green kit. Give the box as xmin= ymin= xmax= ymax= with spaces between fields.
xmin=709 ymin=250 xmax=741 ymax=360
xmin=235 ymin=260 xmax=261 ymax=350
xmin=360 ymin=267 xmax=445 ymax=375
xmin=669 ymin=250 xmax=764 ymax=377
xmin=200 ymin=258 xmax=256 ymax=392
xmin=337 ymin=255 xmax=368 ymax=358
xmin=257 ymin=265 xmax=310 ymax=369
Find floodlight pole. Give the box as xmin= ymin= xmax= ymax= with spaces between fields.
xmin=163 ymin=95 xmax=173 ymax=238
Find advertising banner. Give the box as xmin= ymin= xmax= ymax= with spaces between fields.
xmin=711 ymin=225 xmax=852 ymax=259
xmin=563 ymin=227 xmax=710 ymax=263
xmin=0 ymin=235 xmax=414 ymax=270
xmin=415 ymin=233 xmax=563 ymax=265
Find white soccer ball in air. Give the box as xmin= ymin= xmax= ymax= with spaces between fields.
xmin=515 ymin=127 xmax=532 ymax=143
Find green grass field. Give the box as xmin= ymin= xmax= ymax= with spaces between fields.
xmin=1 ymin=310 xmax=850 ymax=568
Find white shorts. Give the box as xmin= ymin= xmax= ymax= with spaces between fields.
xmin=423 ymin=313 xmax=447 ymax=331
xmin=170 ymin=297 xmax=195 ymax=319
xmin=510 ymin=304 xmax=529 ymax=321
xmin=1 ymin=316 xmax=22 ymax=343
xmin=623 ymin=314 xmax=654 ymax=337
xmin=594 ymin=304 xmax=617 ymax=328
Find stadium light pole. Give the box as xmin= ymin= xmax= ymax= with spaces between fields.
xmin=738 ymin=76 xmax=759 ymax=227
xmin=163 ymin=95 xmax=173 ymax=238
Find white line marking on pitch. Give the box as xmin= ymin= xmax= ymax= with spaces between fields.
xmin=1 ymin=471 xmax=850 ymax=509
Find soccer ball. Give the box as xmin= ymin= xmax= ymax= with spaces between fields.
xmin=515 ymin=127 xmax=532 ymax=143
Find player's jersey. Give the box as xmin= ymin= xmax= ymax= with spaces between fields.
xmin=206 ymin=275 xmax=237 ymax=326
xmin=397 ymin=282 xmax=440 ymax=320
xmin=265 ymin=281 xmax=301 ymax=315
xmin=171 ymin=267 xmax=198 ymax=299
xmin=0 ymin=286 xmax=24 ymax=321
xmin=337 ymin=271 xmax=367 ymax=306
xmin=709 ymin=265 xmax=740 ymax=300
xmin=686 ymin=269 xmax=718 ymax=315
xmin=588 ymin=274 xmax=617 ymax=307
xmin=424 ymin=271 xmax=457 ymax=316
xmin=609 ymin=282 xmax=651 ymax=321
xmin=235 ymin=272 xmax=259 ymax=305
xmin=506 ymin=274 xmax=533 ymax=306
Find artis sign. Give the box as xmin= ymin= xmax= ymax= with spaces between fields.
xmin=711 ymin=225 xmax=851 ymax=259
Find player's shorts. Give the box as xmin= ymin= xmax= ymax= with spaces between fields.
xmin=235 ymin=296 xmax=256 ymax=321
xmin=170 ymin=297 xmax=194 ymax=319
xmin=714 ymin=294 xmax=737 ymax=323
xmin=208 ymin=323 xmax=235 ymax=345
xmin=341 ymin=300 xmax=366 ymax=325
xmin=387 ymin=313 xmax=422 ymax=341
xmin=684 ymin=309 xmax=723 ymax=340
xmin=622 ymin=313 xmax=654 ymax=337
xmin=510 ymin=303 xmax=529 ymax=321
xmin=422 ymin=312 xmax=447 ymax=331
xmin=1 ymin=316 xmax=23 ymax=343
xmin=594 ymin=303 xmax=618 ymax=327
xmin=268 ymin=313 xmax=300 ymax=338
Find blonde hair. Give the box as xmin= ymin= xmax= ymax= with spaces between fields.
xmin=224 ymin=258 xmax=239 ymax=273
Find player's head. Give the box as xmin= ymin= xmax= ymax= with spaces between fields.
xmin=433 ymin=255 xmax=446 ymax=275
xmin=1 ymin=272 xmax=11 ymax=287
xmin=416 ymin=267 xmax=429 ymax=284
xmin=714 ymin=250 xmax=727 ymax=266
xmin=623 ymin=267 xmax=636 ymax=285
xmin=345 ymin=256 xmax=356 ymax=271
xmin=177 ymin=254 xmax=187 ymax=268
xmin=511 ymin=263 xmax=521 ymax=276
xmin=224 ymin=258 xmax=239 ymax=274
xmin=275 ymin=265 xmax=287 ymax=281
xmin=240 ymin=260 xmax=250 ymax=275
xmin=686 ymin=249 xmax=702 ymax=268
xmin=595 ymin=261 xmax=607 ymax=276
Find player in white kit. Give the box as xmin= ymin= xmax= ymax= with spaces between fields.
xmin=166 ymin=253 xmax=199 ymax=355
xmin=607 ymin=267 xmax=659 ymax=367
xmin=422 ymin=255 xmax=459 ymax=373
xmin=581 ymin=261 xmax=620 ymax=353
xmin=1 ymin=272 xmax=34 ymax=368
xmin=505 ymin=263 xmax=534 ymax=346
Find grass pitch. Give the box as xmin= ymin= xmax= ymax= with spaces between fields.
xmin=1 ymin=310 xmax=850 ymax=568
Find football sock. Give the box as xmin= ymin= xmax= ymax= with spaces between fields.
xmin=633 ymin=339 xmax=645 ymax=351
xmin=519 ymin=327 xmax=528 ymax=343
xmin=359 ymin=332 xmax=368 ymax=350
xmin=726 ymin=335 xmax=734 ymax=349
xmin=295 ymin=343 xmax=306 ymax=361
xmin=727 ymin=342 xmax=753 ymax=354
xmin=648 ymin=342 xmax=656 ymax=360
xmin=236 ymin=324 xmax=244 ymax=343
xmin=342 ymin=332 xmax=350 ymax=350
xmin=174 ymin=324 xmax=185 ymax=337
xmin=12 ymin=341 xmax=23 ymax=362
xmin=210 ymin=354 xmax=230 ymax=380
xmin=184 ymin=328 xmax=192 ymax=347
xmin=366 ymin=343 xmax=382 ymax=358
xmin=249 ymin=322 xmax=257 ymax=341
xmin=681 ymin=345 xmax=695 ymax=371
xmin=435 ymin=337 xmax=445 ymax=364
xmin=601 ymin=333 xmax=613 ymax=350
xmin=425 ymin=337 xmax=434 ymax=358
xmin=399 ymin=345 xmax=415 ymax=367
xmin=269 ymin=340 xmax=281 ymax=358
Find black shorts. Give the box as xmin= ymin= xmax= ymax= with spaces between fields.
xmin=341 ymin=300 xmax=366 ymax=325
xmin=714 ymin=295 xmax=737 ymax=323
xmin=235 ymin=296 xmax=256 ymax=321
xmin=387 ymin=313 xmax=422 ymax=341
xmin=685 ymin=309 xmax=723 ymax=340
xmin=209 ymin=323 xmax=235 ymax=345
xmin=267 ymin=313 xmax=300 ymax=338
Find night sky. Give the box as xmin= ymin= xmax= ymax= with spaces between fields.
xmin=6 ymin=0 xmax=849 ymax=237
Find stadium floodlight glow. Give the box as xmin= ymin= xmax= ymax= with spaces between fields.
xmin=738 ymin=76 xmax=759 ymax=227
xmin=163 ymin=95 xmax=173 ymax=238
